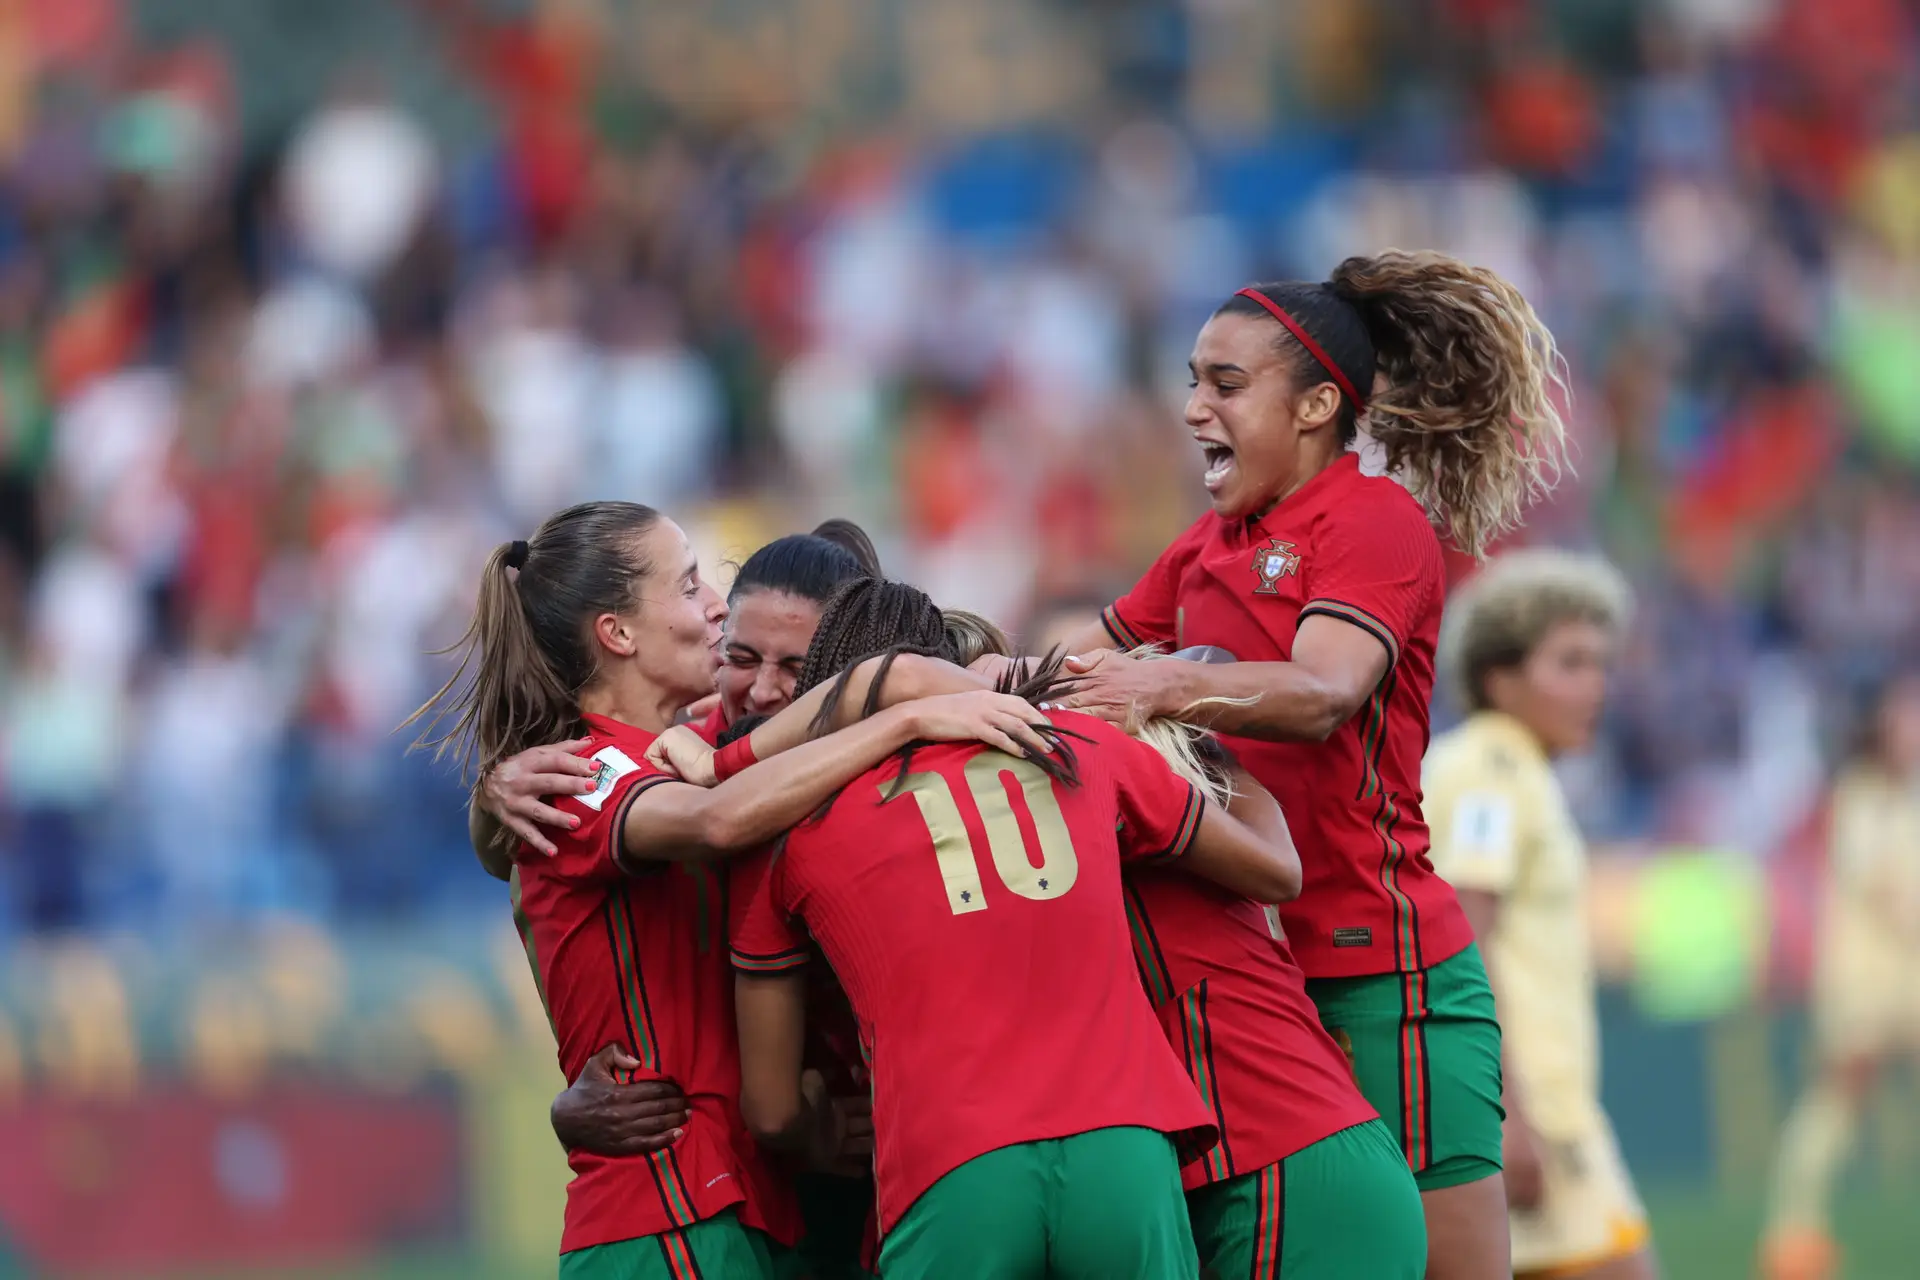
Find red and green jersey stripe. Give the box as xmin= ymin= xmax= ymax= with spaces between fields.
xmin=1176 ymin=980 xmax=1235 ymax=1183
xmin=1354 ymin=670 xmax=1421 ymax=972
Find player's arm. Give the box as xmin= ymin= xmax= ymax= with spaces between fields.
xmin=1111 ymin=732 xmax=1299 ymax=902
xmin=646 ymin=654 xmax=1051 ymax=783
xmin=1182 ymin=763 xmax=1302 ymax=903
xmin=622 ymin=692 xmax=1052 ymax=863
xmin=1063 ymin=614 xmax=1387 ymax=742
xmin=1067 ymin=498 xmax=1431 ymax=741
xmin=734 ymin=970 xmax=814 ymax=1148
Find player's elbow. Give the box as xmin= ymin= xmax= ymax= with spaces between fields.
xmin=1298 ymin=678 xmax=1365 ymax=742
xmin=1245 ymin=846 xmax=1302 ymax=905
xmin=740 ymin=1086 xmax=802 ymax=1148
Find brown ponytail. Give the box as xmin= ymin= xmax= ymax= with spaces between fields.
xmin=1221 ymin=251 xmax=1569 ymax=556
xmin=404 ymin=501 xmax=663 ymax=789
xmin=1327 ymin=251 xmax=1569 ymax=556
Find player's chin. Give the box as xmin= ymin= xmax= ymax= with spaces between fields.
xmin=1204 ymin=480 xmax=1260 ymax=521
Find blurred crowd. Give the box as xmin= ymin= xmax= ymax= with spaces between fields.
xmin=2 ymin=0 xmax=1919 ymax=944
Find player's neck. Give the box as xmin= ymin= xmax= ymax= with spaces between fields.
xmin=1253 ymin=437 xmax=1346 ymax=520
xmin=578 ymin=678 xmax=681 ymax=736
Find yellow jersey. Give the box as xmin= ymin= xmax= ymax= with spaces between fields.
xmin=1425 ymin=710 xmax=1599 ymax=1138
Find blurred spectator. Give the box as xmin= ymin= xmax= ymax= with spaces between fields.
xmin=0 ymin=0 xmax=1915 ymax=942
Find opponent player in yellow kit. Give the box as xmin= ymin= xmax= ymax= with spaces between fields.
xmin=1761 ymin=672 xmax=1920 ymax=1280
xmin=1424 ymin=550 xmax=1653 ymax=1280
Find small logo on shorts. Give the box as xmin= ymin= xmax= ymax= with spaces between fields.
xmin=1331 ymin=927 xmax=1373 ymax=948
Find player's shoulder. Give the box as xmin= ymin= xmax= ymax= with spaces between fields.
xmin=1427 ymin=714 xmax=1548 ymax=792
xmin=1317 ymin=466 xmax=1439 ymax=537
xmin=563 ymin=721 xmax=674 ymax=818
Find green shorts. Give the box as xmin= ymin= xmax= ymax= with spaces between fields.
xmin=559 ymin=1207 xmax=783 ymax=1280
xmin=792 ymin=1171 xmax=875 ymax=1279
xmin=1186 ymin=1119 xmax=1426 ymax=1279
xmin=877 ymin=1127 xmax=1198 ymax=1279
xmin=1306 ymin=942 xmax=1505 ymax=1192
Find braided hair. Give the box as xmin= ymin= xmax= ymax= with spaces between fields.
xmin=795 ymin=577 xmax=1085 ymax=799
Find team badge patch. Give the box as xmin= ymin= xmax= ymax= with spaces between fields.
xmin=1251 ymin=538 xmax=1300 ymax=594
xmin=578 ymin=746 xmax=642 ymax=812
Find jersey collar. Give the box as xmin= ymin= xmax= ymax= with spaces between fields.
xmin=1242 ymin=451 xmax=1361 ymax=541
xmin=578 ymin=711 xmax=662 ymax=748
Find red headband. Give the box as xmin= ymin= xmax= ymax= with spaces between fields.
xmin=1234 ymin=287 xmax=1367 ymax=410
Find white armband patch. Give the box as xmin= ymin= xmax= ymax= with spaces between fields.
xmin=578 ymin=747 xmax=642 ymax=812
xmin=1447 ymin=791 xmax=1516 ymax=873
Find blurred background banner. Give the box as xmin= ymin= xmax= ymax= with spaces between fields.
xmin=1 ymin=0 xmax=1918 ymax=1274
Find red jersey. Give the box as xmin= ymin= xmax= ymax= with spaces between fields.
xmin=512 ymin=713 xmax=800 ymax=1255
xmin=730 ymin=715 xmax=1218 ymax=1236
xmin=1123 ymin=869 xmax=1378 ymax=1188
xmin=1102 ymin=453 xmax=1473 ymax=978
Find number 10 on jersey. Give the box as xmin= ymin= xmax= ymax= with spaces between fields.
xmin=890 ymin=756 xmax=1080 ymax=915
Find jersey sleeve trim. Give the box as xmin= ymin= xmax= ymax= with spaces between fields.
xmin=1141 ymin=783 xmax=1205 ymax=864
xmin=730 ymin=945 xmax=812 ymax=974
xmin=1102 ymin=603 xmax=1146 ymax=650
xmin=1298 ymin=598 xmax=1400 ymax=669
xmin=607 ymin=773 xmax=680 ymax=873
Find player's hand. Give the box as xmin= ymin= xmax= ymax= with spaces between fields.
xmin=1502 ymin=1115 xmax=1546 ymax=1211
xmin=801 ymin=1069 xmax=873 ymax=1175
xmin=550 ymin=1044 xmax=692 ymax=1157
xmin=680 ymin=692 xmax=723 ymax=725
xmin=903 ymin=690 xmax=1056 ymax=759
xmin=1059 ymin=650 xmax=1170 ymax=730
xmin=482 ymin=739 xmax=597 ymax=856
xmin=645 ymin=726 xmax=718 ymax=786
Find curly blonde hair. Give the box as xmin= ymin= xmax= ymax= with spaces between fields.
xmin=1439 ymin=548 xmax=1631 ymax=710
xmin=1224 ymin=250 xmax=1571 ymax=557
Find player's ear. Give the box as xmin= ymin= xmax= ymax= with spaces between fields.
xmin=593 ymin=611 xmax=638 ymax=658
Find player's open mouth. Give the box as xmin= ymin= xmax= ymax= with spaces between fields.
xmin=1201 ymin=442 xmax=1236 ymax=493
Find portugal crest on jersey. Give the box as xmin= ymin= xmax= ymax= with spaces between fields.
xmin=1251 ymin=538 xmax=1300 ymax=594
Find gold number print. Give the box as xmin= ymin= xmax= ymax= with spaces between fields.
xmin=895 ymin=770 xmax=988 ymax=915
xmin=889 ymin=756 xmax=1079 ymax=915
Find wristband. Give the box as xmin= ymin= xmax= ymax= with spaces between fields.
xmin=712 ymin=735 xmax=758 ymax=783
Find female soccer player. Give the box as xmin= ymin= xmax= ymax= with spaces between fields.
xmin=1761 ymin=671 xmax=1920 ymax=1280
xmin=1047 ymin=251 xmax=1570 ymax=1279
xmin=1422 ymin=551 xmax=1652 ymax=1280
xmin=700 ymin=579 xmax=1304 ymax=1279
xmin=409 ymin=501 xmax=1048 ymax=1279
xmin=477 ymin=519 xmax=886 ymax=1279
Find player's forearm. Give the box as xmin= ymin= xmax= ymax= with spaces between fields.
xmin=634 ymin=707 xmax=921 ymax=859
xmin=469 ymin=799 xmax=513 ymax=881
xmin=1155 ymin=661 xmax=1355 ymax=743
xmin=746 ymin=655 xmax=985 ymax=760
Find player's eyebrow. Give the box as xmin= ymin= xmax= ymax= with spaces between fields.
xmin=727 ymin=641 xmax=761 ymax=658
xmin=1190 ymin=360 xmax=1248 ymax=379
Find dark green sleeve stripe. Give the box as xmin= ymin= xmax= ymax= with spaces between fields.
xmin=1144 ymin=784 xmax=1204 ymax=863
xmin=1299 ymin=598 xmax=1400 ymax=669
xmin=1102 ymin=604 xmax=1144 ymax=649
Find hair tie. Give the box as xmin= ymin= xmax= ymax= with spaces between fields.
xmin=1234 ymin=287 xmax=1368 ymax=411
xmin=505 ymin=540 xmax=530 ymax=570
